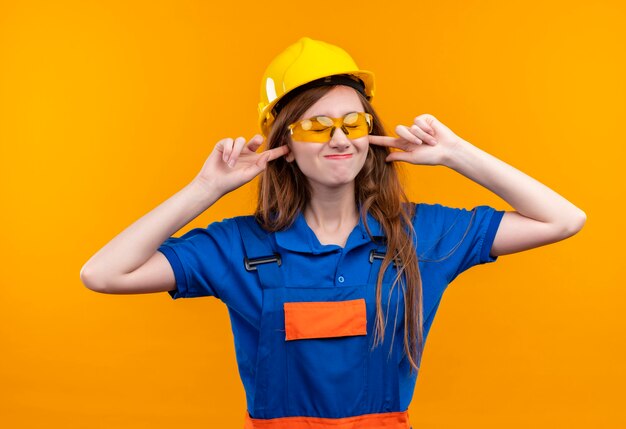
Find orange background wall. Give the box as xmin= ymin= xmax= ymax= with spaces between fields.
xmin=1 ymin=1 xmax=623 ymax=428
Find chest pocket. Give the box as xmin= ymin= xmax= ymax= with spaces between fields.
xmin=284 ymin=299 xmax=366 ymax=340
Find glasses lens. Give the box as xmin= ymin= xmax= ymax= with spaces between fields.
xmin=289 ymin=112 xmax=372 ymax=143
xmin=316 ymin=116 xmax=334 ymax=127
xmin=341 ymin=112 xmax=371 ymax=139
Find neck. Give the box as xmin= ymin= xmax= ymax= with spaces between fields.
xmin=304 ymin=182 xmax=359 ymax=232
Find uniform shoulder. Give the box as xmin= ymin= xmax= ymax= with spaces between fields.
xmin=209 ymin=213 xmax=255 ymax=228
xmin=216 ymin=214 xmax=273 ymax=237
xmin=410 ymin=201 xmax=449 ymax=220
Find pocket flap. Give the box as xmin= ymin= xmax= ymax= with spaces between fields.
xmin=284 ymin=299 xmax=367 ymax=341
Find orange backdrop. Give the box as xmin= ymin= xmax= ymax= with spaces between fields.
xmin=1 ymin=0 xmax=623 ymax=428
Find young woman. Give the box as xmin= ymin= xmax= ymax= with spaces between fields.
xmin=80 ymin=37 xmax=586 ymax=429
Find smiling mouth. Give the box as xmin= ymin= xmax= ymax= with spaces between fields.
xmin=324 ymin=154 xmax=353 ymax=159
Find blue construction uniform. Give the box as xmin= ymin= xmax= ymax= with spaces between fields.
xmin=157 ymin=202 xmax=504 ymax=426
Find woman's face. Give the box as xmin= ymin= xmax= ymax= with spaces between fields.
xmin=285 ymin=85 xmax=370 ymax=189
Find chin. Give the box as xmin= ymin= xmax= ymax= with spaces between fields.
xmin=323 ymin=175 xmax=359 ymax=188
xmin=304 ymin=174 xmax=351 ymax=189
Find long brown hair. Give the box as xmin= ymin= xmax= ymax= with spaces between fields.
xmin=255 ymin=82 xmax=424 ymax=373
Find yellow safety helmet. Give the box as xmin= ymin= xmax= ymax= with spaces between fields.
xmin=258 ymin=37 xmax=376 ymax=138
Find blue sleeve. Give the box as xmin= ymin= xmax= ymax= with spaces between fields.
xmin=156 ymin=218 xmax=237 ymax=300
xmin=415 ymin=203 xmax=505 ymax=283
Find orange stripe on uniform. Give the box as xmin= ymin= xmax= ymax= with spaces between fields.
xmin=244 ymin=410 xmax=411 ymax=429
xmin=283 ymin=299 xmax=367 ymax=341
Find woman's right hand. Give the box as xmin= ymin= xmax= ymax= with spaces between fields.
xmin=192 ymin=134 xmax=290 ymax=196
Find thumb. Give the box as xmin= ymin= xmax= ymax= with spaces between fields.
xmin=241 ymin=152 xmax=270 ymax=181
xmin=386 ymin=151 xmax=415 ymax=164
xmin=254 ymin=151 xmax=272 ymax=171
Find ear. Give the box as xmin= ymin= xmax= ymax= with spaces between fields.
xmin=284 ymin=142 xmax=295 ymax=162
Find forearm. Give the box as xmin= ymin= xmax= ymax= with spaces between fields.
xmin=444 ymin=139 xmax=586 ymax=228
xmin=81 ymin=180 xmax=221 ymax=280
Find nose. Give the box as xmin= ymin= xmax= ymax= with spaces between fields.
xmin=328 ymin=126 xmax=351 ymax=149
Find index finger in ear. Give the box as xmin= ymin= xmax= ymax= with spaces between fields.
xmin=264 ymin=144 xmax=290 ymax=162
xmin=368 ymin=135 xmax=403 ymax=147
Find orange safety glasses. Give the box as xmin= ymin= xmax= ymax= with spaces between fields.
xmin=288 ymin=111 xmax=373 ymax=143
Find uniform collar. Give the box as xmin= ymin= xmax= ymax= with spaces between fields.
xmin=274 ymin=206 xmax=385 ymax=255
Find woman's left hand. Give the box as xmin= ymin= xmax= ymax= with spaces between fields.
xmin=368 ymin=113 xmax=464 ymax=166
